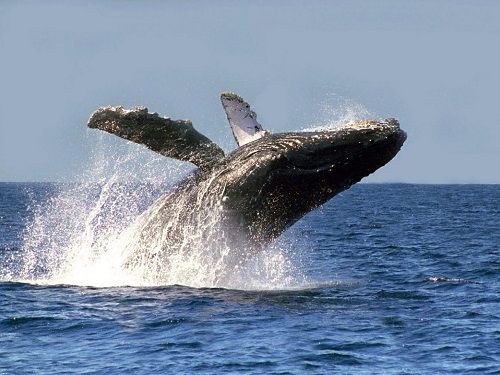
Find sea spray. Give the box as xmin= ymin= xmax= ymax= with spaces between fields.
xmin=16 ymin=139 xmax=186 ymax=286
xmin=302 ymin=94 xmax=374 ymax=131
xmin=14 ymin=138 xmax=303 ymax=289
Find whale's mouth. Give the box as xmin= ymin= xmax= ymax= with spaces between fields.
xmin=285 ymin=157 xmax=338 ymax=174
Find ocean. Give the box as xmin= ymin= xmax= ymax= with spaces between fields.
xmin=0 ymin=182 xmax=498 ymax=374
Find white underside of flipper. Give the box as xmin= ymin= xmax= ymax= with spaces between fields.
xmin=220 ymin=92 xmax=270 ymax=147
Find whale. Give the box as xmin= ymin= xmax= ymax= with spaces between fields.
xmin=87 ymin=92 xmax=406 ymax=277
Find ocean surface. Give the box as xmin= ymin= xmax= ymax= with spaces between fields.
xmin=0 ymin=182 xmax=498 ymax=374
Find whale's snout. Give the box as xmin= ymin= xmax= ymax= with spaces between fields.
xmin=382 ymin=118 xmax=407 ymax=145
xmin=275 ymin=118 xmax=406 ymax=173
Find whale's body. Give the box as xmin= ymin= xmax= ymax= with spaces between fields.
xmin=88 ymin=93 xmax=406 ymax=277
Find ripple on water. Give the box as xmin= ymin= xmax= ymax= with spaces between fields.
xmin=0 ymin=316 xmax=62 ymax=328
xmin=313 ymin=341 xmax=388 ymax=351
xmin=143 ymin=317 xmax=189 ymax=329
xmin=298 ymin=352 xmax=363 ymax=366
xmin=375 ymin=290 xmax=431 ymax=300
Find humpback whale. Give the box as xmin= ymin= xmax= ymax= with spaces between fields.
xmin=87 ymin=92 xmax=406 ymax=277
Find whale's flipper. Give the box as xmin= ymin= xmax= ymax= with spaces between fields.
xmin=220 ymin=92 xmax=270 ymax=147
xmin=87 ymin=106 xmax=225 ymax=171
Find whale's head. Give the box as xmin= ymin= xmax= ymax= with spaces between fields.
xmin=219 ymin=118 xmax=406 ymax=241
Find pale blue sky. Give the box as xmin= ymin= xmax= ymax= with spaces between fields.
xmin=1 ymin=1 xmax=499 ymax=183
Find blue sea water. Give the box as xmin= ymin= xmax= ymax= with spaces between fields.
xmin=0 ymin=183 xmax=498 ymax=374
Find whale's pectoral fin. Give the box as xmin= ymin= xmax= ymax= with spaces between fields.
xmin=87 ymin=106 xmax=225 ymax=171
xmin=220 ymin=92 xmax=270 ymax=147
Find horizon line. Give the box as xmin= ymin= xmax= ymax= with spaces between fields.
xmin=1 ymin=181 xmax=499 ymax=186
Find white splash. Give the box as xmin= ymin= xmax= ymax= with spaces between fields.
xmin=301 ymin=94 xmax=374 ymax=132
xmin=11 ymin=136 xmax=304 ymax=290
